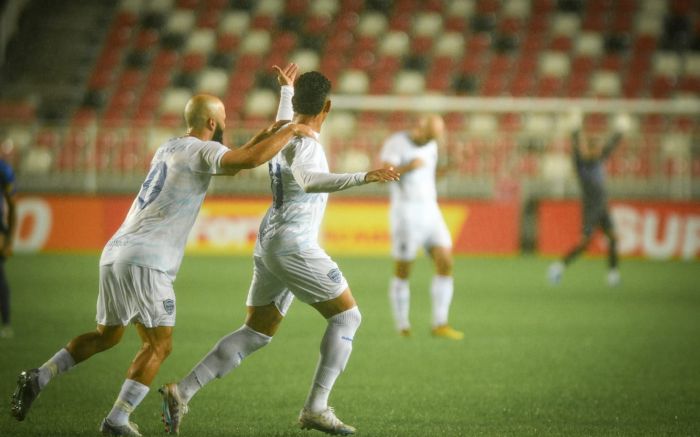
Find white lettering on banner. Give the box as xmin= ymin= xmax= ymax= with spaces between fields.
xmin=643 ymin=213 xmax=680 ymax=259
xmin=611 ymin=205 xmax=700 ymax=260
xmin=682 ymin=217 xmax=700 ymax=260
xmin=14 ymin=198 xmax=52 ymax=252
xmin=611 ymin=205 xmax=639 ymax=254
xmin=188 ymin=213 xmax=261 ymax=248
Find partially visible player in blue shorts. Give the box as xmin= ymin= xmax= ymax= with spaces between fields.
xmin=0 ymin=155 xmax=16 ymax=338
xmin=549 ymin=117 xmax=626 ymax=287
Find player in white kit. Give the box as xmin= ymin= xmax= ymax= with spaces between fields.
xmin=158 ymin=71 xmax=399 ymax=436
xmin=10 ymin=64 xmax=313 ymax=436
xmin=380 ymin=114 xmax=463 ymax=340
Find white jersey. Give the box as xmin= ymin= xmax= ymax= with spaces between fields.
xmin=255 ymin=133 xmax=366 ymax=256
xmin=100 ymin=136 xmax=228 ymax=279
xmin=380 ymin=131 xmax=438 ymax=205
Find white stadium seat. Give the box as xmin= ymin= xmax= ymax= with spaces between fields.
xmin=197 ymin=68 xmax=229 ymax=95
xmin=326 ymin=112 xmax=358 ymax=138
xmin=635 ymin=14 xmax=663 ymax=36
xmin=160 ymin=87 xmax=192 ymax=114
xmin=468 ymin=113 xmax=498 ymax=136
xmin=447 ymin=0 xmax=475 ymax=17
xmin=357 ymin=12 xmax=387 ymax=37
xmin=255 ymin=0 xmax=284 ymax=16
xmin=166 ymin=10 xmax=195 ymax=34
xmin=503 ymin=0 xmax=531 ymax=18
xmin=338 ymin=69 xmax=370 ymax=94
xmin=575 ymin=32 xmax=603 ymax=57
xmin=185 ymin=29 xmax=216 ymax=54
xmin=551 ymin=13 xmax=580 ymax=36
xmin=379 ymin=31 xmax=410 ymax=56
xmin=311 ymin=0 xmax=339 ymax=16
xmin=240 ymin=29 xmax=271 ymax=54
xmin=653 ymin=52 xmax=682 ymax=77
xmin=219 ymin=11 xmax=250 ymax=35
xmin=393 ymin=70 xmax=425 ymax=94
xmin=435 ymin=32 xmax=465 ymax=57
xmin=413 ymin=12 xmax=443 ymax=37
xmin=525 ymin=113 xmax=554 ymax=135
xmin=146 ymin=0 xmax=173 ymax=14
xmin=539 ymin=52 xmax=571 ymax=77
xmin=291 ymin=49 xmax=320 ymax=72
xmin=684 ymin=53 xmax=700 ymax=76
xmin=590 ymin=71 xmax=621 ymax=96
xmin=245 ymin=89 xmax=277 ymax=117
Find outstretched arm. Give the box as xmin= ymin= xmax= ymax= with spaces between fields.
xmin=601 ymin=132 xmax=623 ymax=160
xmin=293 ymin=167 xmax=400 ymax=193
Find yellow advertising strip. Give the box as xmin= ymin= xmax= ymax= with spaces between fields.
xmin=186 ymin=198 xmax=468 ymax=256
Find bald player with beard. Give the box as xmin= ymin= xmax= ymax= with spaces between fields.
xmin=10 ymin=64 xmax=313 ymax=436
xmin=380 ymin=114 xmax=463 ymax=340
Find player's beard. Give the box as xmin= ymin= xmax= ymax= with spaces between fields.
xmin=213 ymin=123 xmax=224 ymax=143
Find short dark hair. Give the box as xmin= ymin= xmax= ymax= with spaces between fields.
xmin=292 ymin=71 xmax=331 ymax=115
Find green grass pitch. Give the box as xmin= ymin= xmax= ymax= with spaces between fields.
xmin=1 ymin=253 xmax=699 ymax=436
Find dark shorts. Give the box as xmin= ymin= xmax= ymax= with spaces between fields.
xmin=582 ymin=206 xmax=613 ymax=237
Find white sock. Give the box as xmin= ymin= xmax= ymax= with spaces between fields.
xmin=431 ymin=275 xmax=454 ymax=327
xmin=106 ymin=379 xmax=149 ymax=425
xmin=177 ymin=325 xmax=271 ymax=403
xmin=38 ymin=348 xmax=76 ymax=390
xmin=389 ymin=277 xmax=410 ymax=331
xmin=305 ymin=307 xmax=362 ymax=413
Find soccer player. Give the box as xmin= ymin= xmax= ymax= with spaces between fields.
xmin=0 ymin=150 xmax=16 ymax=339
xmin=10 ymin=64 xmax=314 ymax=436
xmin=380 ymin=114 xmax=463 ymax=340
xmin=158 ymin=71 xmax=399 ymax=436
xmin=548 ymin=114 xmax=626 ymax=287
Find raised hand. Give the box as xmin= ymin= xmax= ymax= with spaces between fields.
xmin=365 ymin=167 xmax=400 ymax=183
xmin=273 ymin=63 xmax=299 ymax=87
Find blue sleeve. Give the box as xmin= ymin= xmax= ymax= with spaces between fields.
xmin=0 ymin=161 xmax=15 ymax=191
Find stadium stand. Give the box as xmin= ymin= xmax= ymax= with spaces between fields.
xmin=0 ymin=0 xmax=698 ymax=198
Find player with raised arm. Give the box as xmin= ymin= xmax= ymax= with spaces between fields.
xmin=10 ymin=64 xmax=312 ymax=436
xmin=548 ymin=112 xmax=628 ymax=287
xmin=380 ymin=114 xmax=463 ymax=340
xmin=158 ymin=71 xmax=399 ymax=436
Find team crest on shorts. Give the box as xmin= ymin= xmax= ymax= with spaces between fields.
xmin=163 ymin=299 xmax=175 ymax=315
xmin=327 ymin=268 xmax=343 ymax=284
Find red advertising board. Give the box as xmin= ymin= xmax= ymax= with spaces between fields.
xmin=14 ymin=195 xmax=520 ymax=255
xmin=538 ymin=200 xmax=700 ymax=260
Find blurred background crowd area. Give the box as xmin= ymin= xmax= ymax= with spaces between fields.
xmin=0 ymin=0 xmax=698 ymax=199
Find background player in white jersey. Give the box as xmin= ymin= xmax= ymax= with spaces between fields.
xmin=380 ymin=115 xmax=463 ymax=340
xmin=10 ymin=64 xmax=313 ymax=436
xmin=158 ymin=71 xmax=399 ymax=436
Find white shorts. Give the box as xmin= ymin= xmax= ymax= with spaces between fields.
xmin=97 ymin=263 xmax=176 ymax=328
xmin=390 ymin=203 xmax=452 ymax=261
xmin=247 ymin=247 xmax=349 ymax=316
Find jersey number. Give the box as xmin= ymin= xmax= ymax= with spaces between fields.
xmin=269 ymin=162 xmax=283 ymax=209
xmin=137 ymin=161 xmax=167 ymax=209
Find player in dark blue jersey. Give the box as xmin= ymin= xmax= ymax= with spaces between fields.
xmin=0 ymin=156 xmax=16 ymax=338
xmin=549 ymin=124 xmax=624 ymax=287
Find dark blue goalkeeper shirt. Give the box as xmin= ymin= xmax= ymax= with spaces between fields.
xmin=0 ymin=160 xmax=15 ymax=234
xmin=572 ymin=132 xmax=621 ymax=211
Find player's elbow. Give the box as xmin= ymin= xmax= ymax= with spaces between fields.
xmin=300 ymin=182 xmax=322 ymax=193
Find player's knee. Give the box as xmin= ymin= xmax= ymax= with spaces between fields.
xmin=436 ymin=257 xmax=453 ymax=275
xmin=96 ymin=327 xmax=123 ymax=350
xmin=158 ymin=339 xmax=173 ymax=360
xmin=330 ymin=306 xmax=362 ymax=332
